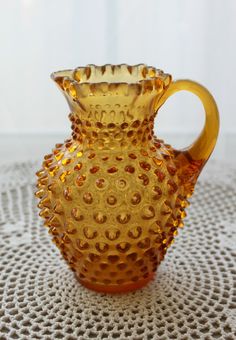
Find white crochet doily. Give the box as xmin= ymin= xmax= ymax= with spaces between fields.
xmin=0 ymin=161 xmax=236 ymax=340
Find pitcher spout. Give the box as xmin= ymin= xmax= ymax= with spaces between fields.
xmin=51 ymin=64 xmax=172 ymax=148
xmin=51 ymin=64 xmax=172 ymax=118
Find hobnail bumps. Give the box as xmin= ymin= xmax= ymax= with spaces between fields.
xmin=35 ymin=64 xmax=219 ymax=293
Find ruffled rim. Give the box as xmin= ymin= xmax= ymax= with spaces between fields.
xmin=51 ymin=64 xmax=172 ymax=98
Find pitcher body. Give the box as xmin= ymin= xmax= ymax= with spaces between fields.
xmin=36 ymin=64 xmax=219 ymax=293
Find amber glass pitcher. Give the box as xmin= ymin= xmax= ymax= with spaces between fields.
xmin=35 ymin=64 xmax=219 ymax=293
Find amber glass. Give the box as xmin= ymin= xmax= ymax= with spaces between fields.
xmin=35 ymin=64 xmax=219 ymax=293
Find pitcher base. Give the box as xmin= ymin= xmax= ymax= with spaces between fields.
xmin=76 ymin=273 xmax=155 ymax=293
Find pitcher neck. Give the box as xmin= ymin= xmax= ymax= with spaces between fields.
xmin=69 ymin=111 xmax=155 ymax=150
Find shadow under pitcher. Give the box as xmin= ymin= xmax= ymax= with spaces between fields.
xmin=35 ymin=64 xmax=219 ymax=293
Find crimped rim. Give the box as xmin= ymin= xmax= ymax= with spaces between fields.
xmin=51 ymin=64 xmax=172 ymax=97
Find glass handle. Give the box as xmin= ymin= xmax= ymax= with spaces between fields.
xmin=159 ymin=79 xmax=220 ymax=164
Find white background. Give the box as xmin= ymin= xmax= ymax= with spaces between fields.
xmin=0 ymin=0 xmax=235 ymax=161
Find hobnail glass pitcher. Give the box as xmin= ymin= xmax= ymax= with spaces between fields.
xmin=35 ymin=64 xmax=219 ymax=293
